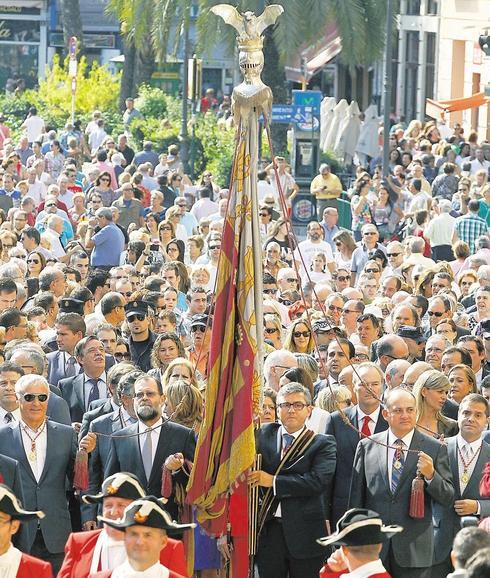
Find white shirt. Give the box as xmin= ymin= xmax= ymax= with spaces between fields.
xmin=470 ymin=158 xmax=490 ymax=175
xmin=306 ymin=406 xmax=329 ymax=434
xmin=456 ymin=433 xmax=482 ymax=492
xmin=190 ymin=198 xmax=219 ymax=222
xmin=20 ymin=420 xmax=47 ymax=482
xmin=138 ymin=417 xmax=163 ymax=468
xmin=0 ymin=406 xmax=20 ymax=423
xmin=357 ymin=406 xmax=381 ymax=437
xmin=257 ymin=179 xmax=275 ymax=202
xmin=83 ymin=372 xmax=108 ymax=411
xmin=59 ymin=190 xmax=74 ymax=210
xmin=387 ymin=428 xmax=415 ymax=485
xmin=23 ymin=115 xmax=45 ymax=142
xmin=343 ymin=559 xmax=388 ymax=577
xmin=293 ymin=239 xmax=334 ymax=274
xmin=26 ymin=180 xmax=46 ymax=205
xmin=112 ymin=560 xmax=169 ymax=578
xmin=0 ymin=545 xmax=22 ymax=578
xmin=41 ymin=228 xmax=65 ymax=258
xmin=89 ymin=529 xmax=127 ymax=574
xmin=424 ymin=213 xmax=456 ymax=247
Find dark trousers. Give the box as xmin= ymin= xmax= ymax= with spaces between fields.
xmin=431 ymin=558 xmax=453 ymax=578
xmin=386 ymin=544 xmax=431 ymax=578
xmin=31 ymin=528 xmax=65 ymax=577
xmin=256 ymin=519 xmax=324 ymax=578
xmin=431 ymin=245 xmax=454 ymax=262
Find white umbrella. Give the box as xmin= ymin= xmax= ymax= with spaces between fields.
xmin=356 ymin=103 xmax=381 ymax=162
xmin=320 ymin=97 xmax=336 ymax=152
xmin=323 ymin=99 xmax=348 ymax=151
xmin=334 ymin=100 xmax=361 ymax=165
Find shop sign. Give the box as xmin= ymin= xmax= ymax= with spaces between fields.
xmin=0 ymin=19 xmax=40 ymax=42
xmin=0 ymin=6 xmax=41 ymax=16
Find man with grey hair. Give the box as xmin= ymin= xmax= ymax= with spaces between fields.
xmin=85 ymin=206 xmax=125 ymax=268
xmin=263 ymin=349 xmax=298 ymax=392
xmin=405 ymin=236 xmax=435 ymax=268
xmin=42 ymin=214 xmax=66 ymax=259
xmin=461 ymin=265 xmax=490 ymax=312
xmin=385 ymin=359 xmax=411 ymax=390
xmin=425 ymin=198 xmax=456 ymax=261
xmin=0 ymin=373 xmax=93 ymax=574
xmin=39 ymin=266 xmax=66 ymax=297
xmin=250 ymin=381 xmax=336 ymax=578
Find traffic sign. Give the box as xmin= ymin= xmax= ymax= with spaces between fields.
xmin=271 ymin=104 xmax=293 ymax=123
xmin=292 ymin=90 xmax=322 ymax=114
xmin=292 ymin=104 xmax=320 ymax=132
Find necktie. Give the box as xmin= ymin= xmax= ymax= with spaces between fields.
xmin=391 ymin=439 xmax=405 ymax=493
xmin=463 ymin=444 xmax=473 ymax=461
xmin=87 ymin=379 xmax=100 ymax=407
xmin=4 ymin=412 xmax=13 ymax=424
xmin=282 ymin=433 xmax=295 ymax=455
xmin=65 ymin=356 xmax=77 ymax=378
xmin=142 ymin=429 xmax=153 ymax=480
xmin=361 ymin=415 xmax=371 ymax=438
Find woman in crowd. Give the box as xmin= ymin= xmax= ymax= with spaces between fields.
xmin=457 ymin=270 xmax=477 ymax=301
xmin=166 ymin=238 xmax=186 ymax=263
xmin=316 ymin=385 xmax=352 ymax=413
xmin=413 ymin=369 xmax=458 ymax=438
xmin=332 ymin=230 xmax=357 ymax=270
xmin=265 ymin=218 xmax=295 ymax=259
xmin=26 ymin=250 xmax=46 ymax=280
xmin=114 ymin=338 xmax=131 ymax=363
xmin=165 ymin=380 xmax=203 ymax=431
xmin=414 ymin=268 xmax=436 ymax=299
xmin=158 ymin=219 xmax=176 ymax=254
xmin=165 ymin=206 xmax=188 ymax=241
xmin=93 ymin=171 xmax=118 ymax=206
xmin=332 ymin=268 xmax=351 ymax=293
xmin=350 ymin=178 xmax=373 ymax=241
xmin=190 ymin=265 xmax=211 ymax=289
xmin=306 ymin=252 xmax=330 ymax=286
xmin=372 ymin=185 xmax=396 ymax=241
xmin=260 ymin=388 xmax=277 ymax=423
xmin=283 ymin=318 xmax=314 ymax=354
xmin=450 ymin=241 xmax=471 ymax=278
xmin=468 ymin=285 xmax=490 ymax=333
xmin=144 ymin=213 xmax=160 ymax=243
xmin=263 ymin=241 xmax=287 ymax=280
xmin=187 ymin=235 xmax=204 ymax=265
xmin=448 ymin=364 xmax=477 ymax=405
xmin=435 ymin=319 xmax=458 ymax=345
xmin=148 ymin=333 xmax=187 ymax=382
xmin=264 ymin=313 xmax=283 ymax=350
xmin=161 ymin=357 xmax=201 ymax=390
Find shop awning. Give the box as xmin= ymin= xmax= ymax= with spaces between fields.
xmin=285 ymin=25 xmax=342 ymax=83
xmin=426 ymin=92 xmax=490 ymax=120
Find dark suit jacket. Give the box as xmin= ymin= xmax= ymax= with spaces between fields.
xmin=0 ymin=421 xmax=77 ymax=553
xmin=256 ymin=423 xmax=336 ymax=560
xmin=433 ymin=437 xmax=490 ymax=564
xmin=325 ymin=405 xmax=388 ymax=526
xmin=442 ymin=398 xmax=460 ymax=421
xmin=349 ymin=429 xmax=454 ymax=569
xmin=47 ymin=351 xmax=115 ymax=389
xmin=79 ymin=399 xmax=114 ymax=440
xmin=47 ymin=385 xmax=71 ymax=425
xmin=105 ymin=419 xmax=196 ymax=520
xmin=81 ymin=409 xmax=131 ymax=524
xmin=59 ymin=373 xmax=111 ymax=424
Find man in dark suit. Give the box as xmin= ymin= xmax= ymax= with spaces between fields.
xmin=0 ymin=374 xmax=94 ymax=575
xmin=326 ymin=362 xmax=388 ymax=527
xmin=432 ymin=393 xmax=490 ymax=577
xmin=59 ymin=335 xmax=110 ymax=425
xmin=105 ymin=375 xmax=195 ymax=521
xmin=249 ymin=382 xmax=337 ymax=578
xmin=349 ymin=387 xmax=454 ymax=578
xmin=47 ymin=312 xmax=85 ymax=386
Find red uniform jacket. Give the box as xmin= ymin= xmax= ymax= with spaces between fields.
xmin=17 ymin=553 xmax=53 ymax=578
xmin=320 ymin=568 xmax=391 ymax=578
xmin=90 ymin=570 xmax=186 ymax=578
xmin=58 ymin=529 xmax=188 ymax=578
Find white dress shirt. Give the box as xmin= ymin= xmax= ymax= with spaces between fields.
xmin=357 ymin=406 xmax=381 ymax=437
xmin=83 ymin=372 xmax=108 ymax=411
xmin=387 ymin=429 xmax=415 ymax=486
xmin=20 ymin=420 xmax=47 ymax=482
xmin=112 ymin=560 xmax=169 ymax=578
xmin=89 ymin=529 xmax=127 ymax=574
xmin=456 ymin=433 xmax=482 ymax=493
xmin=343 ymin=559 xmax=388 ymax=577
xmin=0 ymin=406 xmax=20 ymax=423
xmin=138 ymin=417 xmax=163 ymax=468
xmin=62 ymin=351 xmax=81 ymax=376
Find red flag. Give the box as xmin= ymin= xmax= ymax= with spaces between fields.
xmin=187 ymin=128 xmax=263 ymax=577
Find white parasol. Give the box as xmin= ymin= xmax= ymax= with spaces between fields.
xmin=334 ymin=100 xmax=361 ymax=165
xmin=356 ymin=103 xmax=381 ymax=162
xmin=323 ymin=98 xmax=348 ymax=151
xmin=320 ymin=97 xmax=336 ymax=152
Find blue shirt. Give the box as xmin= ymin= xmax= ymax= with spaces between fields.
xmin=91 ymin=223 xmax=125 ymax=267
xmin=321 ymin=223 xmax=340 ymax=250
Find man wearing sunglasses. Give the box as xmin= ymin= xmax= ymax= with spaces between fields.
xmin=350 ymin=224 xmax=386 ymax=287
xmin=0 ymin=374 xmax=94 ymax=575
xmin=188 ymin=314 xmax=212 ymax=380
xmin=125 ymin=300 xmax=156 ymax=373
xmin=425 ymin=295 xmax=470 ymax=340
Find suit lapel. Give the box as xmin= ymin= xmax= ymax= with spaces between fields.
xmin=149 ymin=421 xmax=169 ymax=484
xmin=377 ymin=432 xmax=391 ymax=494
xmin=462 ymin=441 xmax=489 ymax=498
xmin=38 ymin=422 xmax=54 ymax=484
xmin=74 ymin=374 xmax=85 ymax=412
xmin=448 ymin=438 xmax=461 ymax=497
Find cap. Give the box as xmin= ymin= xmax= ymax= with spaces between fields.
xmin=59 ymin=298 xmax=85 ymax=316
xmin=99 ymin=496 xmax=196 ymax=534
xmin=0 ymin=484 xmax=45 ymax=521
xmin=312 ymin=318 xmax=340 ymax=333
xmin=318 ymin=508 xmax=403 ymax=547
xmin=191 ymin=313 xmax=209 ymax=328
xmin=125 ymin=300 xmax=149 ymax=316
xmin=396 ymin=325 xmax=427 ymax=343
xmin=82 ymin=473 xmax=147 ymax=505
xmin=481 ymin=317 xmax=490 ymax=339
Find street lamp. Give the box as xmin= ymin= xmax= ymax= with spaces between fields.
xmin=382 ymin=0 xmax=394 ymax=178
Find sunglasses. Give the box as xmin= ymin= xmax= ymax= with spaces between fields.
xmin=387 ymin=253 xmax=401 ymax=258
xmin=27 ymin=259 xmax=40 ymax=264
xmin=428 ymin=311 xmax=444 ymax=317
xmin=45 ymin=204 xmax=56 ymax=208
xmin=209 ymin=245 xmax=221 ymax=250
xmin=279 ymin=299 xmax=293 ymax=306
xmin=263 ymin=288 xmax=276 ymax=295
xmin=126 ymin=313 xmax=146 ymax=322
xmin=114 ymin=352 xmax=131 ymax=360
xmin=265 ymin=327 xmax=278 ymax=334
xmin=21 ymin=393 xmax=48 ymax=403
xmin=336 ymin=275 xmax=350 ymax=282
xmin=293 ymin=331 xmax=310 ymax=338
xmin=191 ymin=325 xmax=206 ymax=333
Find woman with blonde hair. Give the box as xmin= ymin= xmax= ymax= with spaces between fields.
xmin=283 ymin=318 xmax=315 ymax=354
xmin=263 ymin=313 xmax=283 ymax=349
xmin=413 ymin=369 xmax=458 ymax=438
xmin=161 ymin=357 xmax=201 ymax=390
xmin=316 ymin=385 xmax=352 ymax=413
xmin=149 ymin=333 xmax=186 ymax=382
xmin=448 ymin=364 xmax=477 ymax=405
xmin=332 ymin=229 xmax=357 ymax=270
xmin=165 ymin=380 xmax=203 ymax=430
xmin=450 ymin=241 xmax=471 ymax=278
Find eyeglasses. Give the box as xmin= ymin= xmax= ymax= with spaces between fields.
xmin=387 ymin=253 xmax=401 ymax=258
xmin=209 ymin=245 xmax=221 ymax=250
xmin=259 ymin=213 xmax=269 ymax=217
xmin=263 ymin=288 xmax=276 ymax=295
xmin=286 ymin=278 xmax=297 ymax=283
xmin=3 ymin=244 xmax=13 ymax=249
xmin=191 ymin=325 xmax=206 ymax=333
xmin=354 ymin=353 xmax=370 ymax=361
xmin=428 ymin=311 xmax=444 ymax=317
xmin=265 ymin=327 xmax=278 ymax=334
xmin=363 ymin=231 xmax=377 ymax=236
xmin=114 ymin=352 xmax=131 ymax=360
xmin=365 ymin=268 xmax=379 ymax=274
xmin=278 ymin=402 xmax=309 ymax=411
xmin=336 ymin=275 xmax=350 ymax=282
xmin=21 ymin=393 xmax=48 ymax=403
xmin=293 ymin=331 xmax=310 ymax=338
xmin=27 ymin=259 xmax=40 ymax=264
xmin=328 ymin=305 xmax=343 ymax=313
xmin=126 ymin=313 xmax=145 ymax=323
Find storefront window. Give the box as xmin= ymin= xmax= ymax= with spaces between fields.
xmin=0 ymin=44 xmax=39 ymax=89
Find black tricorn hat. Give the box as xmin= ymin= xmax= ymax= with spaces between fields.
xmin=317 ymin=508 xmax=403 ymax=547
xmin=98 ymin=496 xmax=195 ymax=534
xmin=0 ymin=484 xmax=45 ymax=521
xmin=82 ymin=472 xmax=147 ymax=504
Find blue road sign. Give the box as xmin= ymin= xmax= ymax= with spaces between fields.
xmin=292 ymin=90 xmax=322 ymax=115
xmin=271 ymin=104 xmax=293 ymax=123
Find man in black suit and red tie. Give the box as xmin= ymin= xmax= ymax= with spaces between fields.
xmin=249 ymin=382 xmax=336 ymax=578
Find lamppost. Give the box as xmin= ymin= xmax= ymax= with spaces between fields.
xmin=382 ymin=0 xmax=394 ymax=178
xmin=180 ymin=5 xmax=191 ymax=175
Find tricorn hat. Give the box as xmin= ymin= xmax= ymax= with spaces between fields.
xmin=82 ymin=472 xmax=147 ymax=505
xmin=0 ymin=484 xmax=45 ymax=521
xmin=317 ymin=508 xmax=403 ymax=547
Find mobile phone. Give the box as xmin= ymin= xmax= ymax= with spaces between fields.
xmin=150 ymin=244 xmax=159 ymax=252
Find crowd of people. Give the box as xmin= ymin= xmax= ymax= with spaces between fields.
xmin=0 ymin=100 xmax=488 ymax=578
